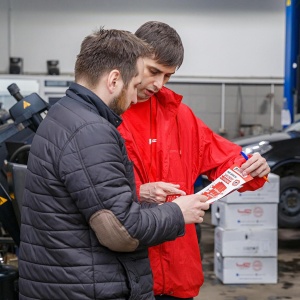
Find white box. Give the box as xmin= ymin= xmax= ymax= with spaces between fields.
xmin=211 ymin=201 xmax=219 ymax=226
xmin=221 ymin=173 xmax=279 ymax=203
xmin=214 ymin=254 xmax=278 ymax=284
xmin=211 ymin=201 xmax=278 ymax=229
xmin=214 ymin=227 xmax=277 ymax=257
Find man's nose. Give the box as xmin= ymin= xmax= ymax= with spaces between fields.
xmin=153 ymin=76 xmax=164 ymax=91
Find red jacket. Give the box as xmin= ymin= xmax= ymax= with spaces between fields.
xmin=118 ymin=87 xmax=265 ymax=297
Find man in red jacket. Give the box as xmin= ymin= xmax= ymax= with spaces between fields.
xmin=118 ymin=21 xmax=270 ymax=300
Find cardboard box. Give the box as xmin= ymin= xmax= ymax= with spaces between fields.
xmin=214 ymin=254 xmax=278 ymax=284
xmin=214 ymin=227 xmax=277 ymax=257
xmin=211 ymin=201 xmax=220 ymax=226
xmin=221 ymin=173 xmax=279 ymax=204
xmin=211 ymin=201 xmax=278 ymax=229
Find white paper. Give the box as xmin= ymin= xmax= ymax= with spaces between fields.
xmin=196 ymin=163 xmax=253 ymax=204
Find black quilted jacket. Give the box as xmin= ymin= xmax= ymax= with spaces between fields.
xmin=18 ymin=83 xmax=185 ymax=300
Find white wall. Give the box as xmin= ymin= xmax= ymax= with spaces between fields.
xmin=0 ymin=0 xmax=10 ymax=72
xmin=0 ymin=0 xmax=286 ymax=78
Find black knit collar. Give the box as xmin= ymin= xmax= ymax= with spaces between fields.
xmin=67 ymin=82 xmax=122 ymax=128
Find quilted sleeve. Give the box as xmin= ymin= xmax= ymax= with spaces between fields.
xmin=58 ymin=122 xmax=185 ymax=250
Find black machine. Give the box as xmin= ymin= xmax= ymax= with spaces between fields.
xmin=0 ymin=83 xmax=50 ymax=246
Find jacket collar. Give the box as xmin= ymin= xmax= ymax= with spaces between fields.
xmin=67 ymin=82 xmax=122 ymax=128
xmin=154 ymin=86 xmax=183 ymax=115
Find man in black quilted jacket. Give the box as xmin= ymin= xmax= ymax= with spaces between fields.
xmin=18 ymin=28 xmax=209 ymax=300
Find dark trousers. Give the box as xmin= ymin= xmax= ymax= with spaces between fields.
xmin=155 ymin=296 xmax=193 ymax=300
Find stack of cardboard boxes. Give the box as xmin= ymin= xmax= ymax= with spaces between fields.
xmin=211 ymin=173 xmax=279 ymax=284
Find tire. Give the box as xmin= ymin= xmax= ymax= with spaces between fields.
xmin=278 ymin=176 xmax=300 ymax=228
xmin=9 ymin=144 xmax=31 ymax=164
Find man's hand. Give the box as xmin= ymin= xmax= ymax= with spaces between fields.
xmin=240 ymin=152 xmax=270 ymax=178
xmin=140 ymin=182 xmax=186 ymax=204
xmin=173 ymin=194 xmax=209 ymax=224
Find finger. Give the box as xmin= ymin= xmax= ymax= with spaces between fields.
xmin=199 ymin=195 xmax=208 ymax=203
xmin=167 ymin=183 xmax=181 ymax=188
xmin=241 ymin=152 xmax=262 ymax=168
xmin=195 ymin=216 xmax=204 ymax=224
xmin=165 ymin=187 xmax=186 ymax=196
xmin=251 ymin=164 xmax=270 ymax=178
xmin=159 ymin=183 xmax=185 ymax=193
xmin=150 ymin=188 xmax=165 ymax=198
xmin=241 ymin=157 xmax=267 ymax=175
xmin=157 ymin=182 xmax=180 ymax=189
xmin=240 ymin=157 xmax=258 ymax=170
xmin=200 ymin=202 xmax=210 ymax=210
xmin=199 ymin=209 xmax=206 ymax=218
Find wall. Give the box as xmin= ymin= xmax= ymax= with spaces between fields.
xmin=0 ymin=0 xmax=287 ymax=138
xmin=166 ymin=82 xmax=284 ymax=139
xmin=0 ymin=0 xmax=285 ymax=78
xmin=0 ymin=0 xmax=10 ymax=72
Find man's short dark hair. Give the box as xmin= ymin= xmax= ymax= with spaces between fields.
xmin=75 ymin=28 xmax=151 ymax=87
xmin=135 ymin=21 xmax=184 ymax=70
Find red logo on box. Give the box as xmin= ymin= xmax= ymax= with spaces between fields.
xmin=253 ymin=207 xmax=264 ymax=218
xmin=253 ymin=260 xmax=263 ymax=271
xmin=236 ymin=262 xmax=251 ymax=269
xmin=237 ymin=208 xmax=252 ymax=215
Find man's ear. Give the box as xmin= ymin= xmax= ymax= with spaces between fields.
xmin=107 ymin=69 xmax=121 ymax=94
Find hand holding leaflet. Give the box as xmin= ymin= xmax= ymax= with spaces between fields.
xmin=240 ymin=151 xmax=269 ymax=182
xmin=169 ymin=152 xmax=266 ymax=204
xmin=196 ymin=162 xmax=253 ymax=204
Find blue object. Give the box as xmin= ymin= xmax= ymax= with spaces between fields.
xmin=194 ymin=176 xmax=203 ymax=187
xmin=240 ymin=151 xmax=249 ymax=161
xmin=284 ymin=0 xmax=300 ymax=126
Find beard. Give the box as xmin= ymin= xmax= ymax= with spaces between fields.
xmin=109 ymin=88 xmax=129 ymax=116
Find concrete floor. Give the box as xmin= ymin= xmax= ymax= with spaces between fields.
xmin=195 ymin=211 xmax=300 ymax=300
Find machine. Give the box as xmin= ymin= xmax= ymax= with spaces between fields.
xmin=0 ymin=84 xmax=50 ymax=246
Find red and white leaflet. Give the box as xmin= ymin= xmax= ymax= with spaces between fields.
xmin=196 ymin=163 xmax=253 ymax=204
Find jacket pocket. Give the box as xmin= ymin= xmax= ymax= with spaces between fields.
xmin=117 ymin=257 xmax=141 ymax=300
